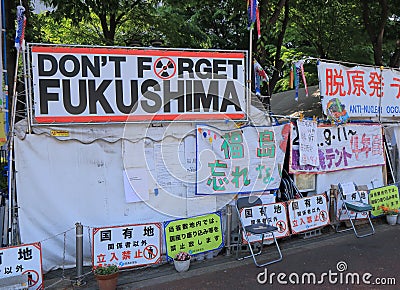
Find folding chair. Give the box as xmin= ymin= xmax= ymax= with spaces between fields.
xmin=335 ymin=182 xmax=375 ymax=238
xmin=235 ymin=196 xmax=282 ymax=267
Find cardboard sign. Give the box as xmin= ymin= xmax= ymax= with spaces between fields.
xmin=369 ymin=185 xmax=400 ymax=217
xmin=164 ymin=212 xmax=224 ymax=261
xmin=30 ymin=44 xmax=247 ymax=124
xmin=196 ymin=124 xmax=289 ymax=194
xmin=0 ymin=242 xmax=43 ymax=290
xmin=287 ymin=194 xmax=330 ymax=234
xmin=239 ymin=202 xmax=289 ymax=243
xmin=92 ymin=223 xmax=162 ymax=268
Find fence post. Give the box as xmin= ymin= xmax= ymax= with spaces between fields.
xmin=75 ymin=222 xmax=84 ymax=286
xmin=225 ymin=205 xmax=232 ymax=256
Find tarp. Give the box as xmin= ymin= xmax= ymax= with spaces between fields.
xmin=14 ymin=103 xmax=270 ymax=272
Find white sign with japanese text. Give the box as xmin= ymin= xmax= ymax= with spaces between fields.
xmin=297 ymin=119 xmax=319 ymax=166
xmin=336 ymin=190 xmax=369 ymax=221
xmin=290 ymin=123 xmax=384 ymax=173
xmin=318 ymin=61 xmax=400 ymax=118
xmin=239 ymin=202 xmax=289 ymax=243
xmin=30 ymin=44 xmax=247 ymax=124
xmin=0 ymin=242 xmax=43 ymax=289
xmin=92 ymin=223 xmax=162 ymax=269
xmin=196 ymin=124 xmax=290 ymax=195
xmin=287 ymin=194 xmax=330 ymax=234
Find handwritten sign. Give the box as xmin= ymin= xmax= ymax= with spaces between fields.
xmin=92 ymin=223 xmax=162 ymax=268
xmin=297 ymin=119 xmax=319 ymax=166
xmin=0 ymin=243 xmax=43 ymax=290
xmin=318 ymin=61 xmax=400 ymax=118
xmin=369 ymin=185 xmax=400 ymax=217
xmin=287 ymin=194 xmax=330 ymax=234
xmin=239 ymin=202 xmax=289 ymax=243
xmin=196 ymin=124 xmax=289 ymax=194
xmin=290 ymin=123 xmax=384 ymax=173
xmin=164 ymin=212 xmax=223 ymax=261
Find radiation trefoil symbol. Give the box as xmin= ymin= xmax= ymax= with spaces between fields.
xmin=153 ymin=57 xmax=176 ymax=80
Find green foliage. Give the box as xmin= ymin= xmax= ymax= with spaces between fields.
xmin=94 ymin=265 xmax=119 ymax=276
xmin=156 ymin=0 xmax=248 ymax=49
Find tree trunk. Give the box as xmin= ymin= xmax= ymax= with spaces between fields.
xmin=360 ymin=0 xmax=388 ymax=66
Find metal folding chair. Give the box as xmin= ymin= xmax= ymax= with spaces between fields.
xmin=335 ymin=182 xmax=375 ymax=238
xmin=235 ymin=196 xmax=282 ymax=267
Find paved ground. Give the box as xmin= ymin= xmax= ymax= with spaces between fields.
xmin=44 ymin=220 xmax=400 ymax=289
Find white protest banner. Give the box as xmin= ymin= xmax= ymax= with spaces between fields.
xmin=290 ymin=123 xmax=384 ymax=173
xmin=30 ymin=44 xmax=247 ymax=124
xmin=287 ymin=194 xmax=330 ymax=234
xmin=196 ymin=124 xmax=290 ymax=195
xmin=0 ymin=242 xmax=43 ymax=289
xmin=318 ymin=61 xmax=400 ymax=118
xmin=92 ymin=223 xmax=162 ymax=269
xmin=239 ymin=202 xmax=289 ymax=243
xmin=297 ymin=119 xmax=319 ymax=166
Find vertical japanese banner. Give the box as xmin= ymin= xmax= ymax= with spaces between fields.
xmin=164 ymin=212 xmax=224 ymax=261
xmin=290 ymin=123 xmax=385 ymax=173
xmin=369 ymin=185 xmax=400 ymax=217
xmin=336 ymin=190 xmax=369 ymax=220
xmin=239 ymin=202 xmax=289 ymax=243
xmin=92 ymin=223 xmax=162 ymax=269
xmin=287 ymin=194 xmax=330 ymax=234
xmin=196 ymin=124 xmax=290 ymax=195
xmin=0 ymin=242 xmax=43 ymax=289
xmin=318 ymin=61 xmax=400 ymax=118
xmin=296 ymin=119 xmax=319 ymax=166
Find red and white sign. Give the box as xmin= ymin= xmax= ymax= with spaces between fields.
xmin=30 ymin=44 xmax=248 ymax=124
xmin=92 ymin=223 xmax=162 ymax=269
xmin=287 ymin=194 xmax=330 ymax=234
xmin=0 ymin=242 xmax=43 ymax=289
xmin=318 ymin=61 xmax=400 ymax=118
xmin=239 ymin=202 xmax=289 ymax=243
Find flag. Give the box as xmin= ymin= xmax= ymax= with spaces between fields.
xmin=294 ymin=60 xmax=309 ymax=101
xmin=247 ymin=0 xmax=261 ymax=38
xmin=15 ymin=6 xmax=26 ymax=50
xmin=256 ymin=4 xmax=261 ymax=38
xmin=254 ymin=59 xmax=268 ymax=96
xmin=247 ymin=0 xmax=257 ymax=28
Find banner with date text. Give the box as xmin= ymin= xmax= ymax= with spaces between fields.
xmin=290 ymin=123 xmax=384 ymax=173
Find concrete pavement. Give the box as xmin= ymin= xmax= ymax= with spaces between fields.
xmin=44 ymin=219 xmax=400 ymax=289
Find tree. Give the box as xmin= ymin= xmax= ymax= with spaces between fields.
xmin=41 ymin=0 xmax=157 ymax=45
xmin=289 ymin=0 xmax=369 ymax=63
xmin=359 ymin=0 xmax=389 ymax=66
xmin=156 ymin=0 xmax=248 ymax=49
xmin=256 ymin=0 xmax=291 ymax=98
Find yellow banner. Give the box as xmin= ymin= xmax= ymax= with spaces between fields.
xmin=369 ymin=185 xmax=400 ymax=216
xmin=0 ymin=112 xmax=6 ymax=146
xmin=164 ymin=212 xmax=223 ymax=260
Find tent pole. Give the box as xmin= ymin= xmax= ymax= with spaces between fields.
xmin=7 ymin=48 xmax=20 ymax=245
xmin=248 ymin=28 xmax=253 ymax=100
xmin=22 ymin=48 xmax=31 ymax=133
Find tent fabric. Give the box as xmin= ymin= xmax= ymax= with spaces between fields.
xmin=15 ymin=132 xmax=232 ymax=272
xmin=15 ymin=103 xmax=270 ymax=144
xmin=14 ymin=104 xmax=271 ymax=272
